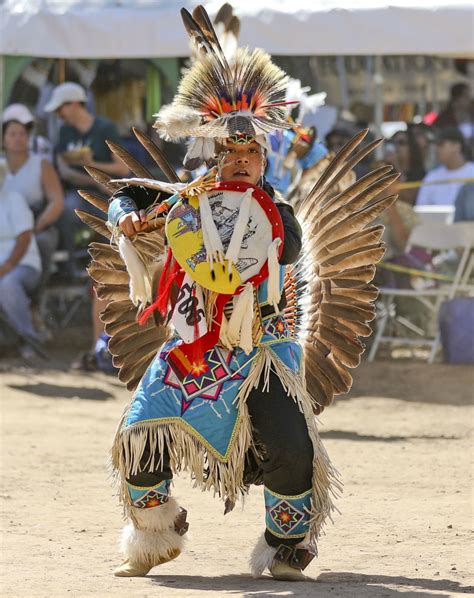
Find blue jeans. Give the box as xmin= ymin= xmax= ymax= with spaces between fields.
xmin=57 ymin=189 xmax=104 ymax=277
xmin=34 ymin=225 xmax=59 ymax=301
xmin=0 ymin=265 xmax=41 ymax=342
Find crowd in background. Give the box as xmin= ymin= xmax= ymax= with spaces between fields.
xmin=0 ymin=79 xmax=473 ymax=366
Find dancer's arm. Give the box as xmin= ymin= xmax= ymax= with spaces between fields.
xmin=108 ymin=185 xmax=162 ymax=236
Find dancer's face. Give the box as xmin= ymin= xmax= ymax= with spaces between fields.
xmin=218 ymin=141 xmax=266 ymax=186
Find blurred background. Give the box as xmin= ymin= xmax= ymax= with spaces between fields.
xmin=0 ymin=2 xmax=473 ymax=596
xmin=1 ymin=0 xmax=473 ymax=368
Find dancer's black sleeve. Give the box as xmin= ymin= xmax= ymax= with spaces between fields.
xmin=275 ymin=202 xmax=303 ymax=265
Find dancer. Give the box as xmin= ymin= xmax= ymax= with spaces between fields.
xmin=78 ymin=5 xmax=397 ymax=581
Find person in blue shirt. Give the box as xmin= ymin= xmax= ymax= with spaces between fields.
xmin=265 ymin=125 xmax=327 ymax=198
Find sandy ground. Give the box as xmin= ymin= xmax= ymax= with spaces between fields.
xmin=0 ymin=350 xmax=473 ymax=598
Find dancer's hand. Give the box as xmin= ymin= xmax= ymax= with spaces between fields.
xmin=118 ymin=210 xmax=151 ymax=236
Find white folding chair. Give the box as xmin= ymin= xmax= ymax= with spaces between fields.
xmin=368 ymin=222 xmax=474 ymax=363
xmin=414 ymin=205 xmax=454 ymax=225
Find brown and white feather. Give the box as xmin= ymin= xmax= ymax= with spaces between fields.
xmin=288 ymin=130 xmax=398 ymax=414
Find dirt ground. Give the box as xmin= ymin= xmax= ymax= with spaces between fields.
xmin=0 ymin=347 xmax=473 ymax=598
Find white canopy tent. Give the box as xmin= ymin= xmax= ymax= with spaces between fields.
xmin=0 ymin=0 xmax=472 ymax=151
xmin=1 ymin=0 xmax=473 ymax=59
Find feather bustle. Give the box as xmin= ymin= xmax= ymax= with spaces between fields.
xmin=75 ymin=210 xmax=111 ymax=239
xmin=77 ymin=190 xmax=108 ymax=214
xmin=84 ymin=166 xmax=121 ymax=191
xmin=106 ymin=140 xmax=152 ymax=178
xmin=132 ymin=127 xmax=180 ymax=183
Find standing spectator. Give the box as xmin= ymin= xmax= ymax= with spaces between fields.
xmin=289 ymin=127 xmax=354 ymax=210
xmin=390 ymin=127 xmax=426 ymax=206
xmin=0 ymin=189 xmax=43 ymax=356
xmin=2 ymin=106 xmax=64 ymax=332
xmin=416 ymin=128 xmax=474 ymax=207
xmin=433 ymin=82 xmax=474 ymax=141
xmin=325 ymin=127 xmax=353 ymax=155
xmin=44 ymin=82 xmax=128 ymax=277
xmin=266 ymin=126 xmax=327 ymax=198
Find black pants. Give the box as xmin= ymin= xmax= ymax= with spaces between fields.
xmin=127 ymin=371 xmax=314 ymax=546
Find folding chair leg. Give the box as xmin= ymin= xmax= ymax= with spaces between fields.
xmin=428 ymin=332 xmax=441 ymax=364
xmin=59 ymin=294 xmax=88 ymax=328
xmin=368 ymin=303 xmax=390 ymax=362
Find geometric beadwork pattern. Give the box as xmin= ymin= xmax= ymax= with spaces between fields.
xmin=264 ymin=487 xmax=312 ymax=539
xmin=128 ymin=479 xmax=171 ymax=509
xmin=126 ymin=313 xmax=301 ymax=462
xmin=264 ymin=316 xmax=290 ymax=340
xmin=270 ymin=500 xmax=305 ymax=532
xmin=163 ymin=346 xmax=242 ymax=414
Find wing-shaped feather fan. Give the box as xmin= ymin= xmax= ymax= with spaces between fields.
xmin=75 ymin=133 xmax=177 ymax=391
xmin=285 ymin=130 xmax=398 ymax=414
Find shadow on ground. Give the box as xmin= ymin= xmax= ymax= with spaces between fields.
xmin=350 ymin=361 xmax=473 ymax=406
xmin=320 ymin=431 xmax=459 ymax=443
xmin=149 ymin=571 xmax=472 ymax=597
xmin=8 ymin=382 xmax=113 ymax=401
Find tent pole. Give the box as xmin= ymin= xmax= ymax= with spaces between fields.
xmin=373 ymin=55 xmax=384 ymax=159
xmin=336 ymin=55 xmax=349 ymax=111
xmin=58 ymin=59 xmax=66 ymax=83
xmin=0 ymin=55 xmax=4 ymax=153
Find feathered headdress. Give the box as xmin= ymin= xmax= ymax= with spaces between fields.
xmin=285 ymin=78 xmax=327 ymax=124
xmin=154 ymin=6 xmax=292 ymax=146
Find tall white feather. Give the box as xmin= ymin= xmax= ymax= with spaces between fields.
xmin=225 ymin=188 xmax=253 ymax=273
xmin=266 ymin=238 xmax=282 ymax=312
xmin=118 ymin=235 xmax=152 ymax=308
xmin=226 ymin=283 xmax=254 ymax=354
xmin=199 ymin=191 xmax=225 ymax=266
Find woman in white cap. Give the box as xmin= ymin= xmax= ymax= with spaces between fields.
xmin=2 ymin=103 xmax=52 ymax=160
xmin=1 ymin=103 xmax=64 ymax=330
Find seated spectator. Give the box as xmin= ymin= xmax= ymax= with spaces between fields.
xmin=0 ymin=189 xmax=43 ymax=356
xmin=390 ymin=127 xmax=426 ymax=206
xmin=416 ymin=128 xmax=474 ymax=207
xmin=411 ymin=123 xmax=436 ymax=172
xmin=454 ymin=182 xmax=474 ymax=222
xmin=325 ymin=127 xmax=353 ymax=155
xmin=372 ymin=158 xmax=419 ymax=288
xmin=374 ymin=161 xmax=418 ymax=263
xmin=44 ymin=82 xmax=128 ymax=277
xmin=349 ymin=101 xmax=376 ymax=178
xmin=2 ymin=103 xmax=53 ymax=161
xmin=380 ymin=200 xmax=418 ymax=263
xmin=1 ymin=106 xmax=64 ymax=332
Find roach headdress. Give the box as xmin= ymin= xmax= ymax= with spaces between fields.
xmin=154 ymin=5 xmax=292 ymax=146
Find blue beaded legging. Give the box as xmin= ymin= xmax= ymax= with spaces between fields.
xmin=127 ymin=371 xmax=314 ymax=546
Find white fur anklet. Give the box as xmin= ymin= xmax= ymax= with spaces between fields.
xmin=250 ymin=534 xmax=277 ymax=578
xmin=120 ymin=497 xmax=185 ymax=563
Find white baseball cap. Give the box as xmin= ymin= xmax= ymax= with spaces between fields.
xmin=44 ymin=82 xmax=87 ymax=112
xmin=2 ymin=103 xmax=35 ymax=125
